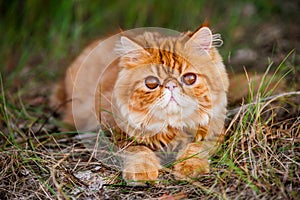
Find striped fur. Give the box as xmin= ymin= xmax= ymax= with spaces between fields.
xmin=52 ymin=26 xmax=229 ymax=183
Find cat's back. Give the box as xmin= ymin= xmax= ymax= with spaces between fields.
xmin=52 ymin=37 xmax=120 ymax=131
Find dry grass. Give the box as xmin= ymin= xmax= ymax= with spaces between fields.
xmin=1 ymin=72 xmax=299 ymax=199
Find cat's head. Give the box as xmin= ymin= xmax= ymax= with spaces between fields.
xmin=112 ymin=26 xmax=228 ymax=137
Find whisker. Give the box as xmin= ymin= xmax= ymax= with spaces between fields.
xmin=177 ymin=93 xmax=211 ymax=115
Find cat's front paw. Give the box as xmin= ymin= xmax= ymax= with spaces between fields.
xmin=122 ymin=145 xmax=161 ymax=185
xmin=123 ymin=163 xmax=159 ymax=185
xmin=173 ymin=157 xmax=209 ymax=179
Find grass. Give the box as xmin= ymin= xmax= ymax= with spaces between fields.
xmin=218 ymin=57 xmax=300 ymax=199
xmin=1 ymin=0 xmax=300 ymax=199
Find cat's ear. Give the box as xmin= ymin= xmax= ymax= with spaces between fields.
xmin=115 ymin=36 xmax=149 ymax=60
xmin=185 ymin=26 xmax=213 ymax=53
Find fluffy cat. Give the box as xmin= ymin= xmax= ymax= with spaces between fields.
xmin=51 ymin=26 xmax=229 ymax=183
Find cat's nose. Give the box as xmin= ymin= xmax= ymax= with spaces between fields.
xmin=165 ymin=81 xmax=177 ymax=91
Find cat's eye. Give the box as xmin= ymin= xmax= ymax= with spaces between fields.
xmin=144 ymin=76 xmax=160 ymax=89
xmin=182 ymin=73 xmax=197 ymax=85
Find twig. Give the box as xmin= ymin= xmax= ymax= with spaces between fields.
xmin=226 ymin=91 xmax=300 ymax=118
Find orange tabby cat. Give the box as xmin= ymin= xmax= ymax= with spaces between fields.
xmin=51 ymin=26 xmax=229 ymax=183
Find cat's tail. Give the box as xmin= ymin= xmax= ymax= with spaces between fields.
xmin=50 ymin=79 xmax=75 ymax=130
xmin=50 ymin=80 xmax=66 ymax=110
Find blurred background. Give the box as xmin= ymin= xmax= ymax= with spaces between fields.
xmin=1 ymin=0 xmax=299 ymax=96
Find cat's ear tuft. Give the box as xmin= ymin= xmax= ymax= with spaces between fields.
xmin=185 ymin=27 xmax=213 ymax=53
xmin=115 ymin=36 xmax=149 ymax=59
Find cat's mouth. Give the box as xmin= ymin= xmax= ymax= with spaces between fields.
xmin=165 ymin=95 xmax=181 ymax=114
xmin=168 ymin=96 xmax=179 ymax=105
xmin=160 ymin=90 xmax=181 ymax=112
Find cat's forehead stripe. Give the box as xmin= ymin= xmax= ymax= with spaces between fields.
xmin=158 ymin=64 xmax=168 ymax=77
xmin=155 ymin=49 xmax=185 ymax=75
xmin=145 ymin=36 xmax=196 ymax=77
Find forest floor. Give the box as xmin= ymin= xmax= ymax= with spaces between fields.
xmin=1 ymin=1 xmax=300 ymax=199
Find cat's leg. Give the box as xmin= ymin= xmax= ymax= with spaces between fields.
xmin=122 ymin=145 xmax=161 ymax=185
xmin=173 ymin=142 xmax=210 ymax=179
xmin=173 ymin=126 xmax=224 ymax=179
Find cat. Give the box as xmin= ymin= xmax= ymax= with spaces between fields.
xmin=51 ymin=25 xmax=229 ymax=184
